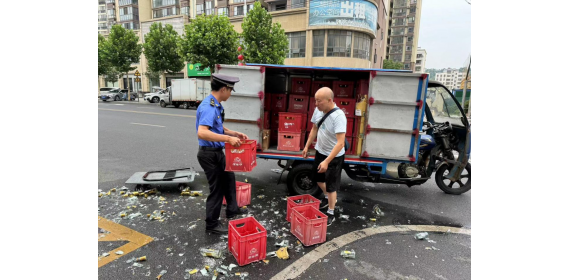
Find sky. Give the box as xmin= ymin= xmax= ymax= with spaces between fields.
xmin=417 ymin=0 xmax=471 ymax=69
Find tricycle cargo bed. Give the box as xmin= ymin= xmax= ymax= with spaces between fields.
xmin=216 ymin=64 xmax=428 ymax=164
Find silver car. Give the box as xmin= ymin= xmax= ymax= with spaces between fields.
xmin=144 ymin=87 xmax=166 ymax=103
xmin=100 ymin=88 xmax=122 ymax=102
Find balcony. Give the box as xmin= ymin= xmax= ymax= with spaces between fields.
xmin=98 ymin=8 xmax=106 ymax=13
xmin=119 ymin=0 xmax=138 ymax=6
xmin=393 ymin=0 xmax=409 ymax=8
xmin=98 ymin=16 xmax=108 ymax=21
xmin=120 ymin=14 xmax=138 ymax=21
xmin=267 ymin=0 xmax=305 ymax=12
xmin=99 ymin=0 xmax=106 ymax=4
xmin=153 ymin=0 xmax=178 ymax=8
xmin=106 ymin=0 xmax=115 ymax=3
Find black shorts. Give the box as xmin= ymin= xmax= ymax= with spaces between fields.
xmin=312 ymin=151 xmax=344 ymax=193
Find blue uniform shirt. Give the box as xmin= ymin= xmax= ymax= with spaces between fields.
xmin=196 ymin=94 xmax=225 ymax=148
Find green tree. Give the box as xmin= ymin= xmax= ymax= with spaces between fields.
xmin=106 ymin=25 xmax=143 ymax=99
xmin=383 ymin=59 xmax=404 ymax=70
xmin=178 ymin=14 xmax=238 ymax=71
xmin=104 ymin=67 xmax=120 ymax=86
xmin=241 ymin=2 xmax=288 ymax=64
xmin=143 ymin=22 xmax=184 ymax=86
xmin=98 ymin=34 xmax=110 ymax=76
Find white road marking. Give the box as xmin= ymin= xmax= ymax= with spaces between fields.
xmin=270 ymin=225 xmax=471 ymax=280
xmin=136 ymin=107 xmax=154 ymax=109
xmin=113 ymin=104 xmax=124 ymax=106
xmin=99 ymin=108 xmax=195 ymax=118
xmin=130 ymin=123 xmax=165 ymax=128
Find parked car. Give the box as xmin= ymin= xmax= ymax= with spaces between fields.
xmin=99 ymin=87 xmax=119 ymax=100
xmin=100 ymin=88 xmax=123 ymax=101
xmin=144 ymin=87 xmax=166 ymax=103
xmin=121 ymin=89 xmax=137 ymax=101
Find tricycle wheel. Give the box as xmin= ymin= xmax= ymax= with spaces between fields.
xmin=286 ymin=163 xmax=322 ymax=197
xmin=435 ymin=162 xmax=471 ymax=195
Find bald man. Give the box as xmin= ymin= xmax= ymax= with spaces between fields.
xmin=302 ymin=87 xmax=347 ymax=226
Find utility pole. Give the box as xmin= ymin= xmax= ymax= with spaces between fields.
xmin=461 ymin=56 xmax=470 ymax=110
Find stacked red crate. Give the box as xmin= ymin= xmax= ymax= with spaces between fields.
xmin=333 ymin=81 xmax=354 ymax=98
xmin=311 ymin=80 xmax=332 ymax=96
xmin=277 ymin=112 xmax=306 ymax=151
xmin=271 ymin=94 xmax=288 ymax=112
xmin=291 ymin=78 xmax=312 ymax=95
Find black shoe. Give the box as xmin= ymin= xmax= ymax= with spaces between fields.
xmin=319 ymin=199 xmax=337 ymax=209
xmin=205 ymin=224 xmax=228 ymax=234
xmin=326 ymin=213 xmax=335 ymax=226
xmin=227 ymin=208 xmax=249 ymax=219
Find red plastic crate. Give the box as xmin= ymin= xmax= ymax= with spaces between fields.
xmin=277 ymin=132 xmax=304 ymax=151
xmin=286 ymin=194 xmax=320 ymax=222
xmin=355 ymin=79 xmax=369 ymax=100
xmin=306 ymin=113 xmax=314 ymax=131
xmin=270 ymin=112 xmax=280 ymax=128
xmin=229 ymin=217 xmax=267 ymax=266
xmin=290 ymin=205 xmax=328 ymax=246
xmin=291 ymin=78 xmax=312 ymax=95
xmin=288 ymin=94 xmax=310 ymax=113
xmin=264 ymin=93 xmax=272 ymax=110
xmin=309 ymin=97 xmax=317 ymax=116
xmin=333 ymin=81 xmax=355 ymax=98
xmin=263 ymin=111 xmax=270 ymax=129
xmin=311 ymin=80 xmax=332 ymax=96
xmin=346 ymin=117 xmax=354 ymax=137
xmin=271 ymin=94 xmax=288 ymax=112
xmin=335 ymin=98 xmax=356 ymax=117
xmin=225 ymin=140 xmax=257 ymax=172
xmin=278 ymin=112 xmax=305 ymax=133
xmin=222 ymin=181 xmax=252 ymax=207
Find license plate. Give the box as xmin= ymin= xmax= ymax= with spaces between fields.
xmin=101 ymin=96 xmax=107 ymax=99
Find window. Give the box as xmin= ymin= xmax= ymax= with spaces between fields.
xmin=234 ymin=6 xmax=244 ymax=16
xmin=181 ymin=6 xmax=189 ymax=15
xmin=407 ymin=36 xmax=413 ymax=42
xmin=408 ymin=16 xmax=415 ymax=23
xmin=391 ymin=36 xmax=403 ymax=44
xmin=416 ymin=60 xmax=421 ymax=64
xmin=415 ymin=66 xmax=421 ymax=71
xmin=234 ymin=0 xmax=244 ymax=3
xmin=205 ymin=1 xmax=212 ymax=15
xmin=98 ymin=23 xmax=108 ymax=30
xmin=287 ymin=32 xmax=306 ymax=58
xmin=327 ymin=30 xmax=351 ymax=57
xmin=312 ymin=30 xmax=325 ymax=57
xmin=153 ymin=0 xmax=177 ymax=8
xmin=196 ymin=4 xmax=204 ymax=15
xmin=247 ymin=4 xmax=254 ymax=13
xmin=217 ymin=7 xmax=228 ymax=16
xmin=405 ymin=54 xmax=411 ymax=60
xmin=153 ymin=7 xmax=178 ymax=18
xmin=119 ymin=0 xmax=138 ymax=6
xmin=291 ymin=0 xmax=304 ymax=8
xmin=404 ymin=63 xmax=410 ymax=69
xmin=408 ymin=27 xmax=413 ymax=33
xmin=406 ymin=45 xmax=412 ymax=51
xmin=353 ymin=32 xmax=371 ymax=60
xmin=410 ymin=7 xmax=416 ymax=13
xmin=425 ymin=86 xmax=463 ymax=125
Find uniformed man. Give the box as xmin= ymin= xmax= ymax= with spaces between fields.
xmin=196 ymin=73 xmax=249 ymax=234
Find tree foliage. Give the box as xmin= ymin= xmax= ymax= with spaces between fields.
xmin=178 ymin=15 xmax=238 ymax=71
xmin=241 ymin=2 xmax=288 ymax=64
xmin=143 ymin=22 xmax=184 ymax=74
xmin=98 ymin=34 xmax=110 ymax=76
xmin=383 ymin=59 xmax=404 ymax=70
xmin=106 ymin=25 xmax=143 ymax=93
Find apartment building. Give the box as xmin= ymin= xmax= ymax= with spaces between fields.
xmin=99 ymin=0 xmax=389 ymax=92
xmin=434 ymin=68 xmax=465 ymax=90
xmin=414 ymin=47 xmax=425 ymax=73
xmin=98 ymin=1 xmax=108 ymax=35
xmin=385 ymin=0 xmax=422 ymax=71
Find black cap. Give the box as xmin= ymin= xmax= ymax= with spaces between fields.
xmin=212 ymin=73 xmax=240 ymax=92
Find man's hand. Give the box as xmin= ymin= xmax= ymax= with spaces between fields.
xmin=236 ymin=131 xmax=249 ymax=140
xmin=302 ymin=148 xmax=309 ymax=159
xmin=228 ymin=136 xmax=242 ymax=147
xmin=317 ymin=160 xmax=329 ymax=173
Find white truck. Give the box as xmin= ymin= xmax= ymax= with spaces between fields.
xmin=160 ymin=78 xmax=211 ymax=109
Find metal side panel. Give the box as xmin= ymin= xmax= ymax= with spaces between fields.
xmin=364 ymin=71 xmax=427 ymax=161
xmin=217 ymin=64 xmax=265 ymax=147
xmin=364 ymin=132 xmax=412 ymax=160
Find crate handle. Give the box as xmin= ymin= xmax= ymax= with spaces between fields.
xmin=283 ymin=135 xmax=294 ymax=139
xmin=249 ymin=239 xmax=260 ymax=244
xmin=231 ymin=149 xmax=245 ymax=154
xmin=235 ymin=222 xmax=246 ymax=228
xmin=297 ymin=81 xmax=305 ymax=84
xmin=294 ymin=98 xmax=304 ymax=101
xmin=340 ymin=101 xmax=350 ymax=105
xmin=295 ymin=216 xmax=303 ymax=223
xmin=276 ymin=96 xmax=284 ymax=100
xmin=339 ymin=84 xmax=348 ymax=88
xmin=313 ymin=222 xmax=323 ymax=228
xmin=285 ymin=116 xmax=295 ymax=120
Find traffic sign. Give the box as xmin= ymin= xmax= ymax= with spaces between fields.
xmin=134 ymin=70 xmax=141 ymax=77
xmin=135 ymin=77 xmax=141 ymax=82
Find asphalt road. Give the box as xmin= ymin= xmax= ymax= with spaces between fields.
xmin=98 ymin=100 xmax=471 ymax=279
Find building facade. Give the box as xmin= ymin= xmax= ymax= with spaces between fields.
xmin=434 ymin=68 xmax=465 ymax=90
xmin=99 ymin=0 xmax=389 ymax=92
xmin=385 ymin=0 xmax=422 ymax=71
xmin=414 ymin=47 xmax=425 ymax=73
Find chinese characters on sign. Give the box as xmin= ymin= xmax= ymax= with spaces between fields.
xmin=309 ymin=0 xmax=378 ymax=33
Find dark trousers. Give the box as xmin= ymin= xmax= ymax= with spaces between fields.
xmin=197 ymin=149 xmax=240 ymax=229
